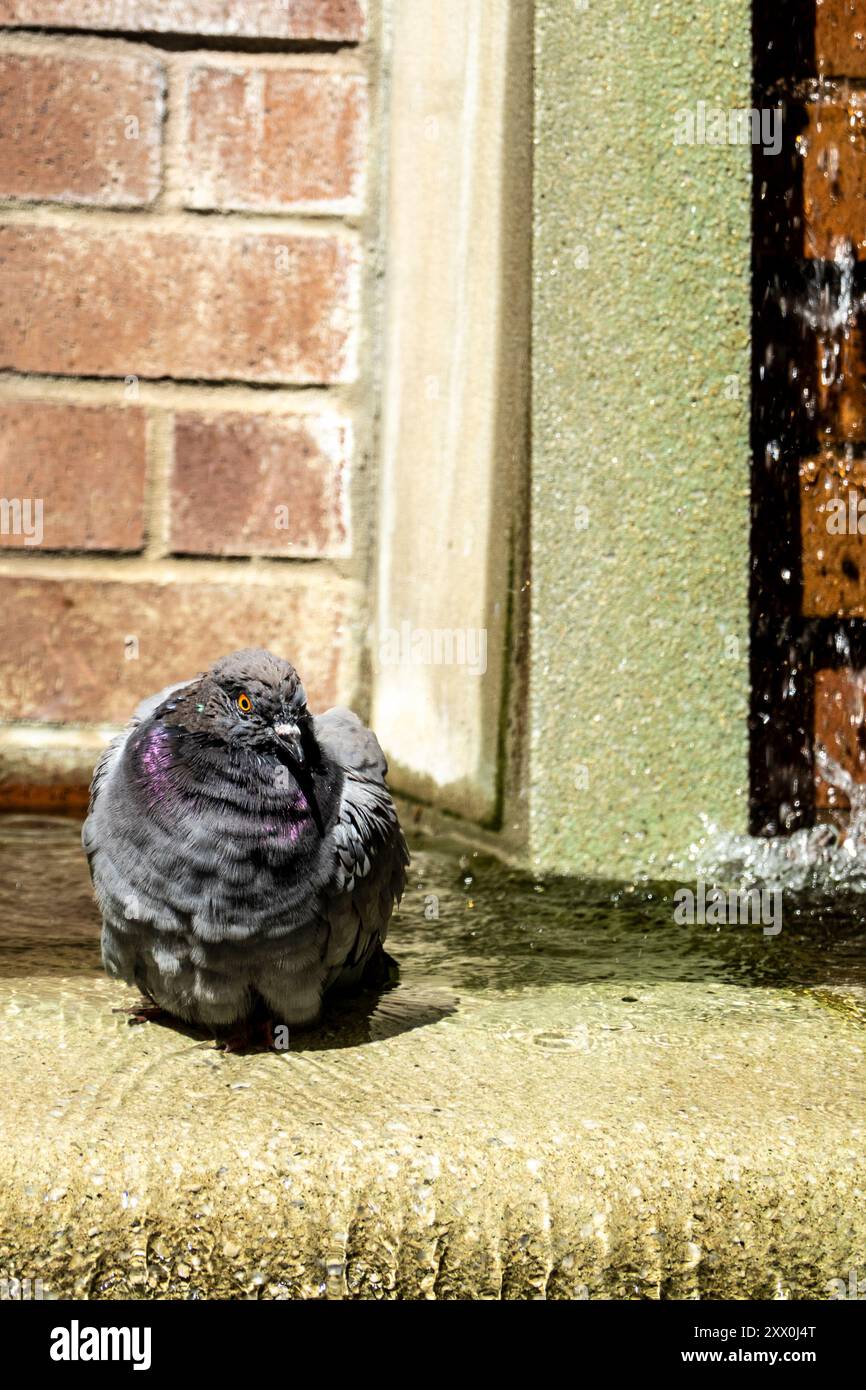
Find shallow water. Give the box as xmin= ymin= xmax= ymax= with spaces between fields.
xmin=2 ymin=814 xmax=865 ymax=1022
xmin=2 ymin=814 xmax=866 ymax=1300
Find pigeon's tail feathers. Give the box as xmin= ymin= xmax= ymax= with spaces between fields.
xmin=325 ymin=939 xmax=399 ymax=997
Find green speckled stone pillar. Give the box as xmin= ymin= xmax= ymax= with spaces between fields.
xmin=530 ymin=1 xmax=753 ymax=876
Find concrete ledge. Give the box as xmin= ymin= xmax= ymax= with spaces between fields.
xmin=2 ymin=945 xmax=865 ymax=1297
xmin=2 ymin=819 xmax=864 ymax=1299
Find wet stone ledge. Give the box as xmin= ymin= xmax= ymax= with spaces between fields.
xmin=1 ymin=818 xmax=865 ymax=1300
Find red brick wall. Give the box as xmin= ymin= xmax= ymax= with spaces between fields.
xmin=0 ymin=4 xmax=371 ymax=803
xmin=802 ymin=3 xmax=866 ymax=809
xmin=752 ymin=0 xmax=866 ymax=825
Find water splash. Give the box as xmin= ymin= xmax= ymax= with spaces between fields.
xmin=683 ymin=747 xmax=866 ymax=895
xmin=797 ymin=241 xmax=859 ymax=335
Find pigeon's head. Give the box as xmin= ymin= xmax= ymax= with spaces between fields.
xmin=188 ymin=648 xmax=318 ymax=771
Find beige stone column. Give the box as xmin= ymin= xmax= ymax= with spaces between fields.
xmin=372 ymin=0 xmax=531 ymax=824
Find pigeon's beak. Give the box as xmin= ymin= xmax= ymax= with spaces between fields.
xmin=271 ymin=721 xmax=325 ymax=837
xmin=272 ymin=721 xmax=305 ymax=768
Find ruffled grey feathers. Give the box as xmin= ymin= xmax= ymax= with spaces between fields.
xmin=83 ymin=649 xmax=409 ymax=1030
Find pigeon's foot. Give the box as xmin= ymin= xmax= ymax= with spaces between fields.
xmin=117 ymin=1001 xmax=175 ymax=1028
xmin=216 ymin=1016 xmax=277 ymax=1055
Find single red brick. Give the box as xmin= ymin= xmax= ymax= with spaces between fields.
xmin=0 ymin=574 xmax=351 ymax=723
xmin=816 ymin=0 xmax=866 ymax=79
xmin=0 ymin=51 xmax=163 ymax=208
xmin=800 ymin=454 xmax=866 ymax=616
xmin=0 ymin=224 xmax=359 ymax=384
xmin=815 ymin=320 xmax=866 ymax=441
xmin=801 ymin=93 xmax=866 ymax=259
xmin=0 ymin=401 xmax=146 ymax=551
xmin=183 ymin=66 xmax=366 ymax=213
xmin=814 ymin=666 xmax=866 ymax=810
xmin=171 ymin=412 xmax=350 ymax=558
xmin=0 ymin=1 xmax=365 ymax=41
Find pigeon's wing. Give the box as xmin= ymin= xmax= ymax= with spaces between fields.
xmin=82 ymin=678 xmax=195 ymax=866
xmin=314 ymin=707 xmax=409 ymax=991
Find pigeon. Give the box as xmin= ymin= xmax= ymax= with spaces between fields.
xmin=82 ymin=648 xmax=409 ymax=1037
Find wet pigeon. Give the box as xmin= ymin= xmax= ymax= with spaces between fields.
xmin=83 ymin=649 xmax=408 ymax=1035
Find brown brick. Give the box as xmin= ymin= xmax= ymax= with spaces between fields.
xmin=801 ymin=454 xmax=866 ymax=616
xmin=817 ymin=0 xmax=866 ymax=79
xmin=171 ymin=412 xmax=349 ymax=558
xmin=0 ymin=225 xmax=359 ymax=384
xmin=815 ymin=319 xmax=866 ymax=441
xmin=0 ymin=574 xmax=351 ymax=723
xmin=0 ymin=401 xmax=146 ymax=551
xmin=0 ymin=1 xmax=365 ymax=41
xmin=0 ymin=51 xmax=163 ymax=208
xmin=183 ymin=67 xmax=366 ymax=213
xmin=814 ymin=666 xmax=866 ymax=810
xmin=801 ymin=93 xmax=866 ymax=259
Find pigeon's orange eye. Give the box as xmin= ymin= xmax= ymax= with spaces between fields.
xmin=237 ymin=692 xmax=253 ymax=714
